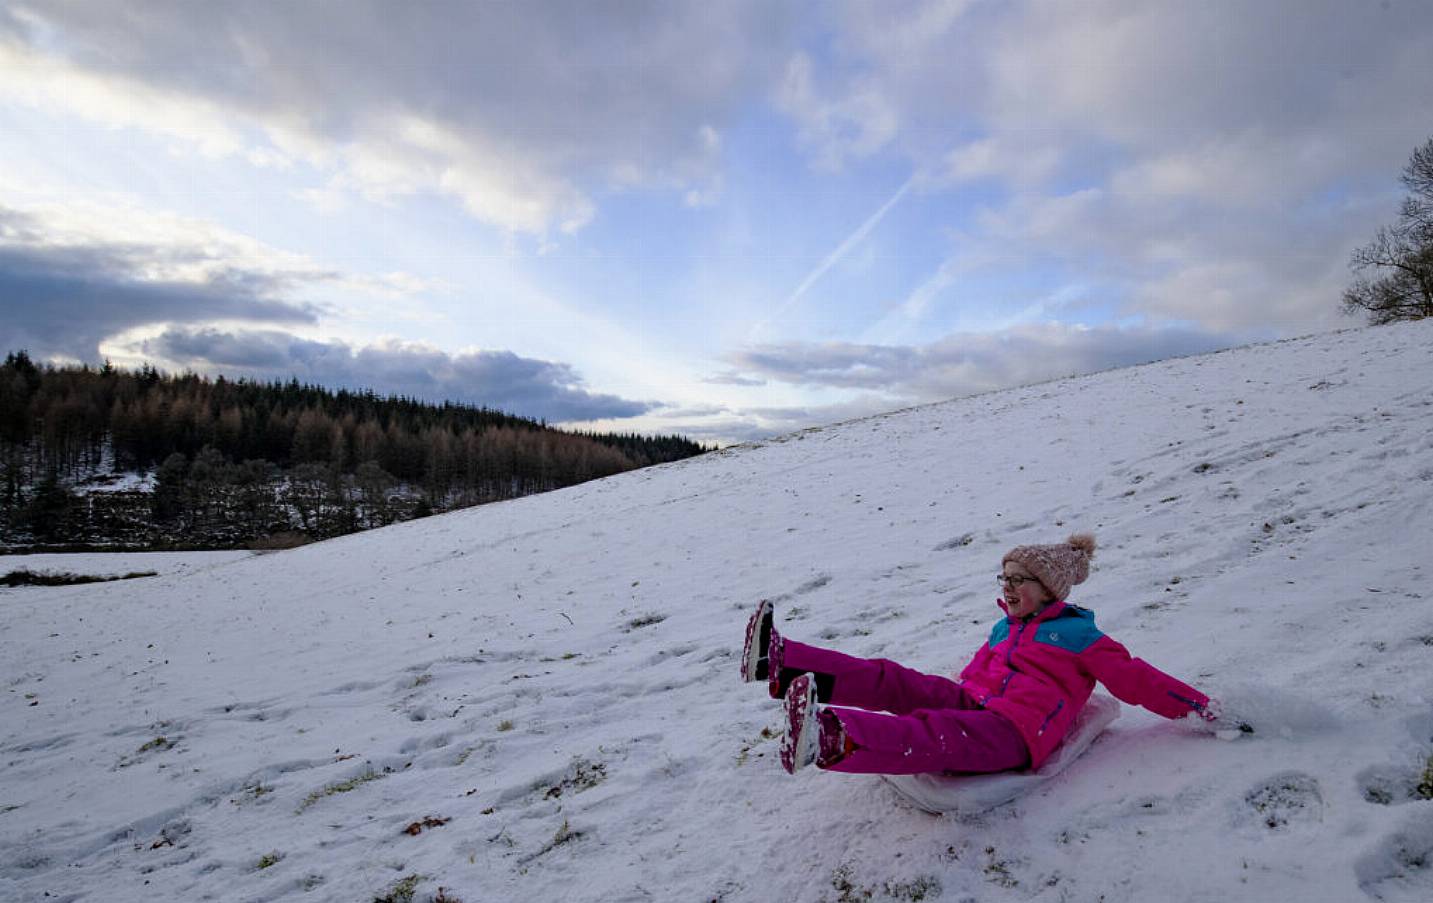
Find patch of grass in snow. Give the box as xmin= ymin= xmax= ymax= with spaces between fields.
xmin=402 ymin=816 xmax=450 ymax=835
xmin=736 ymin=727 xmax=778 ymax=767
xmin=1417 ymin=756 xmax=1433 ymax=800
xmin=933 ymin=532 xmax=974 ymax=551
xmin=297 ymin=768 xmax=385 ymax=813
xmin=982 ymin=847 xmax=1020 ymax=889
xmin=829 ymin=864 xmax=869 ymax=903
xmin=625 ymin=613 xmax=666 ymax=631
xmin=244 ymin=783 xmax=274 ymax=801
xmin=372 ymin=873 xmax=425 ymax=903
xmin=829 ymin=864 xmax=941 ymax=902
xmin=2 ymin=569 xmax=158 ymax=587
xmin=496 ymin=719 xmax=514 ymax=732
xmin=118 ymin=736 xmax=177 ymax=767
xmin=1365 ymin=785 xmax=1395 ymax=805
xmin=517 ymin=819 xmax=586 ymax=866
xmin=250 ymin=531 xmax=313 ymax=552
xmin=549 ymin=818 xmax=582 ymax=847
xmin=886 ymin=876 xmax=942 ymax=901
xmin=540 ymin=758 xmax=607 ymax=799
xmin=256 ymin=851 xmax=283 ymax=870
xmin=1245 ymin=773 xmax=1322 ymax=829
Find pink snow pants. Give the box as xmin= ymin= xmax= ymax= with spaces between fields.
xmin=782 ymin=639 xmax=1029 ymax=776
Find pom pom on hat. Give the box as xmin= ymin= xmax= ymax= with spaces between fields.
xmin=1003 ymin=533 xmax=1097 ymax=602
xmin=1068 ymin=533 xmax=1097 ymax=558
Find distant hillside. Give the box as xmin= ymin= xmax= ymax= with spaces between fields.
xmin=0 ymin=351 xmax=707 ymax=549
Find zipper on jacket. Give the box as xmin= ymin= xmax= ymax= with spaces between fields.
xmin=1038 ymin=700 xmax=1065 ymax=736
xmin=996 ymin=620 xmax=1027 ymax=698
xmin=1168 ymin=691 xmax=1205 ymax=713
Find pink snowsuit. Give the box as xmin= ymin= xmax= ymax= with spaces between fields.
xmin=783 ymin=599 xmax=1210 ymax=775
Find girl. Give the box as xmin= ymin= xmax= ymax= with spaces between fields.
xmin=740 ymin=534 xmax=1223 ymax=775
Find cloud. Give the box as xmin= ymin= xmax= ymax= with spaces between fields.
xmin=939 ymin=137 xmax=1060 ymax=188
xmin=984 ymin=0 xmax=1432 ymax=160
xmin=775 ymin=52 xmax=899 ymax=172
xmin=730 ymin=322 xmax=1241 ymax=400
xmin=777 ymin=0 xmax=989 ymax=171
xmin=136 ymin=327 xmax=656 ymax=424
xmin=779 ymin=0 xmax=1433 ymax=335
xmin=0 ymin=244 xmax=318 ymax=362
xmin=702 ymin=371 xmax=767 ymax=387
xmin=0 ymin=194 xmax=449 ymax=361
xmin=608 ymin=395 xmax=903 ymax=447
xmin=0 ymin=205 xmax=322 ymax=361
xmin=628 ymin=319 xmax=1243 ymax=445
xmin=1 ymin=1 xmax=794 ymax=235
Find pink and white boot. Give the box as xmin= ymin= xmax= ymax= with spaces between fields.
xmin=779 ymin=673 xmax=849 ymax=773
xmin=780 ymin=672 xmax=821 ymax=773
xmin=739 ymin=599 xmax=775 ymax=683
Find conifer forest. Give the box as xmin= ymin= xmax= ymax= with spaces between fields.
xmin=0 ymin=351 xmax=707 ymax=549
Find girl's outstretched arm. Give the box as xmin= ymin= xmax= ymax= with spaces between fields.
xmin=1079 ymin=635 xmax=1211 ymax=719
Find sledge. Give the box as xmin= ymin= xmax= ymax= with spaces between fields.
xmin=882 ymin=693 xmax=1120 ymax=815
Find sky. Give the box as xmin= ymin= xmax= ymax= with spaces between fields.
xmin=1 ymin=0 xmax=1430 ymax=444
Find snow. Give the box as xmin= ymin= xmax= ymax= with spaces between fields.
xmin=73 ymin=470 xmax=156 ymax=494
xmin=3 ymin=321 xmax=1433 ymax=903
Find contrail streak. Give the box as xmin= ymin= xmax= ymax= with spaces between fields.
xmin=750 ymin=174 xmax=915 ymax=341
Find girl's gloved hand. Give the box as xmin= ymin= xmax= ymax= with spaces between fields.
xmin=1193 ymin=697 xmax=1254 ymax=739
xmin=1197 ymin=697 xmax=1223 ymax=723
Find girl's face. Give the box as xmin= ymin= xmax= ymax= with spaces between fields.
xmin=1002 ymin=562 xmax=1053 ymax=619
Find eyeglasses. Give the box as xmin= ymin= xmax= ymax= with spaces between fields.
xmin=998 ymin=574 xmax=1041 ymax=589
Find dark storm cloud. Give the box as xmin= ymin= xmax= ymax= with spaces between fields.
xmin=142 ymin=327 xmax=655 ymax=423
xmin=0 ymin=235 xmax=319 ymax=362
xmin=730 ymin=324 xmax=1243 ymax=400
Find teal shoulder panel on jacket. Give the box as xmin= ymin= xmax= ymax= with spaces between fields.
xmin=1033 ymin=607 xmax=1104 ymax=653
xmin=987 ymin=618 xmax=1011 ymax=649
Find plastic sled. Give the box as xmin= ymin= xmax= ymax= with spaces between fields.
xmin=881 ymin=693 xmax=1120 ymax=815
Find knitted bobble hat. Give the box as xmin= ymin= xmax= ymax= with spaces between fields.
xmin=1002 ymin=533 xmax=1097 ymax=602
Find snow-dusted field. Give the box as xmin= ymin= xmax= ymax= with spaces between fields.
xmin=3 ymin=321 xmax=1433 ymax=903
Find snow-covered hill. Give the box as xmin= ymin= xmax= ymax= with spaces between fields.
xmin=4 ymin=321 xmax=1433 ymax=903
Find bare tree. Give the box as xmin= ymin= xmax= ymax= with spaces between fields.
xmin=1344 ymin=136 xmax=1433 ymax=324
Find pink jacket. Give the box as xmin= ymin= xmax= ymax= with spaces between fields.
xmin=957 ymin=599 xmax=1209 ymax=769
